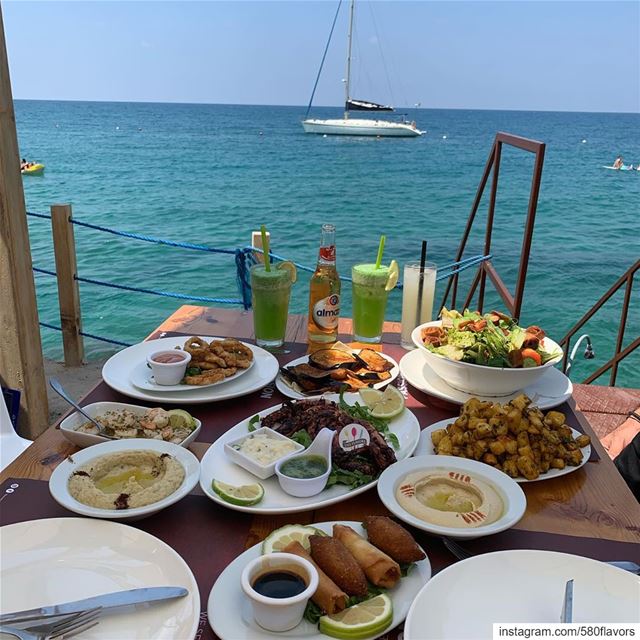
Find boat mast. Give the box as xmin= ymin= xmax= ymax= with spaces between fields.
xmin=344 ymin=0 xmax=355 ymax=120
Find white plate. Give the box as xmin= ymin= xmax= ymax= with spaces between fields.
xmin=0 ymin=518 xmax=200 ymax=639
xmin=377 ymin=455 xmax=527 ymax=539
xmin=131 ymin=338 xmax=255 ymax=392
xmin=199 ymin=394 xmax=421 ymax=514
xmin=399 ymin=348 xmax=573 ymax=410
xmin=414 ymin=418 xmax=592 ymax=483
xmin=59 ymin=401 xmax=202 ymax=448
xmin=102 ymin=336 xmax=279 ymax=404
xmin=276 ymin=350 xmax=399 ymax=399
xmin=49 ymin=438 xmax=200 ymax=520
xmin=404 ymin=550 xmax=640 ymax=639
xmin=208 ymin=520 xmax=432 ymax=640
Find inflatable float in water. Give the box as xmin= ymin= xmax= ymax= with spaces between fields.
xmin=21 ymin=164 xmax=45 ymax=176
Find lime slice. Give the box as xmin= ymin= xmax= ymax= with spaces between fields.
xmin=358 ymin=388 xmax=384 ymax=407
xmin=262 ymin=524 xmax=327 ymax=554
xmin=319 ymin=594 xmax=393 ymax=639
xmin=277 ymin=260 xmax=298 ymax=284
xmin=212 ymin=479 xmax=264 ymax=506
xmin=167 ymin=409 xmax=197 ymax=430
xmin=384 ymin=260 xmax=399 ymax=291
xmin=368 ymin=386 xmax=405 ymax=419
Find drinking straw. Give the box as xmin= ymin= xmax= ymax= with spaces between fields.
xmin=375 ymin=235 xmax=386 ymax=269
xmin=261 ymin=225 xmax=271 ymax=272
xmin=415 ymin=240 xmax=428 ymax=327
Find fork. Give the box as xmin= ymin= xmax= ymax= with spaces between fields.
xmin=442 ymin=536 xmax=640 ymax=574
xmin=0 ymin=608 xmax=101 ymax=640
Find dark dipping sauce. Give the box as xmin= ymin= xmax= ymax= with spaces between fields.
xmin=279 ymin=454 xmax=328 ymax=479
xmin=252 ymin=570 xmax=306 ymax=599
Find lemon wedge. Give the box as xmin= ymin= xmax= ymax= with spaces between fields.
xmin=277 ymin=260 xmax=298 ymax=284
xmin=385 ymin=260 xmax=399 ymax=291
xmin=212 ymin=479 xmax=264 ymax=506
xmin=261 ymin=523 xmax=327 ymax=554
xmin=319 ymin=594 xmax=393 ymax=639
xmin=360 ymin=385 xmax=405 ymax=419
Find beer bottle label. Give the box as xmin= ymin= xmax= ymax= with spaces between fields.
xmin=319 ymin=245 xmax=336 ymax=262
xmin=313 ymin=294 xmax=340 ymax=329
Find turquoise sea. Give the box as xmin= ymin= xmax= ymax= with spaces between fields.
xmin=16 ymin=100 xmax=640 ymax=386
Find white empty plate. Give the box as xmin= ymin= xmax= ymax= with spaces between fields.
xmin=404 ymin=550 xmax=640 ymax=639
xmin=0 ymin=518 xmax=200 ymax=639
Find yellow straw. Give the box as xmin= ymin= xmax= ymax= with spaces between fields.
xmin=261 ymin=225 xmax=271 ymax=272
xmin=375 ymin=235 xmax=386 ymax=269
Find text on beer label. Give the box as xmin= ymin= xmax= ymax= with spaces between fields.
xmin=313 ymin=294 xmax=340 ymax=329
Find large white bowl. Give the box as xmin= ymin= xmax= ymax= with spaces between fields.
xmin=377 ymin=455 xmax=527 ymax=539
xmin=411 ymin=320 xmax=563 ymax=396
xmin=59 ymin=401 xmax=202 ymax=448
xmin=49 ymin=438 xmax=200 ymax=521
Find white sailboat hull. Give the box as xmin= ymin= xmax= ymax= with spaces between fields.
xmin=302 ymin=118 xmax=423 ymax=137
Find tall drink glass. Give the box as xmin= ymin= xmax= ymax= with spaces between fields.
xmin=351 ymin=264 xmax=391 ymax=343
xmin=251 ymin=264 xmax=293 ymax=348
xmin=400 ymin=262 xmax=437 ymax=349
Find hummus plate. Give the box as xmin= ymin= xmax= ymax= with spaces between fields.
xmin=377 ymin=455 xmax=526 ymax=539
xmin=50 ymin=438 xmax=200 ymax=520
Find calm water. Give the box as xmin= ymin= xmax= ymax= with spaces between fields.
xmin=16 ymin=100 xmax=640 ymax=386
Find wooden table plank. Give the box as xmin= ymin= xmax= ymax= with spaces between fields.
xmin=3 ymin=305 xmax=639 ymax=545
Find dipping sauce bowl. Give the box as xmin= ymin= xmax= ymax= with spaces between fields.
xmin=241 ymin=553 xmax=319 ymax=631
xmin=147 ymin=350 xmax=191 ymax=385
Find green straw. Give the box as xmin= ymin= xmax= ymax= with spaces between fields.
xmin=375 ymin=235 xmax=386 ymax=269
xmin=261 ymin=225 xmax=271 ymax=272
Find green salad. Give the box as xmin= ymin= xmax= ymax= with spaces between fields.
xmin=422 ymin=308 xmax=561 ymax=368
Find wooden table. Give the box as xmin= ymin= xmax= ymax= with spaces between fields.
xmin=2 ymin=305 xmax=639 ymax=546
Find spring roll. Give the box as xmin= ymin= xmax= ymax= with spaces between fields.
xmin=363 ymin=516 xmax=426 ymax=564
xmin=309 ymin=535 xmax=368 ymax=597
xmin=283 ymin=541 xmax=348 ymax=614
xmin=333 ymin=524 xmax=401 ymax=589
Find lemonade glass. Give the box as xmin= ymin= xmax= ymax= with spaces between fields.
xmin=351 ymin=264 xmax=391 ymax=343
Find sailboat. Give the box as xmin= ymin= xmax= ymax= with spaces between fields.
xmin=302 ymin=0 xmax=423 ymax=137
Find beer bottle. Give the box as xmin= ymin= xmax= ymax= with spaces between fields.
xmin=308 ymin=224 xmax=341 ymax=344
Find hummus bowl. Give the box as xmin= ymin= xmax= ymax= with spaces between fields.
xmin=411 ymin=321 xmax=563 ymax=397
xmin=377 ymin=455 xmax=526 ymax=539
xmin=49 ymin=438 xmax=200 ymax=521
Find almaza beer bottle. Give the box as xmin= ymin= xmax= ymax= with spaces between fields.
xmin=308 ymin=224 xmax=341 ymax=344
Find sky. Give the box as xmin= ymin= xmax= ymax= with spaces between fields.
xmin=4 ymin=1 xmax=640 ymax=112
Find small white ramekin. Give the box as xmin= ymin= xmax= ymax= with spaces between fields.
xmin=241 ymin=553 xmax=319 ymax=632
xmin=146 ymin=350 xmax=191 ymax=385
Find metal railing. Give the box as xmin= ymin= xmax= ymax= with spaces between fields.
xmin=559 ymin=259 xmax=639 ymax=386
xmin=439 ymin=132 xmax=546 ymax=319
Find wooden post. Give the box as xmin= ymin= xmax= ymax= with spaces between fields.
xmin=51 ymin=204 xmax=84 ymax=366
xmin=0 ymin=4 xmax=49 ymax=438
xmin=251 ymin=230 xmax=270 ymax=264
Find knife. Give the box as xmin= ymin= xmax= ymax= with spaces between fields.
xmin=560 ymin=579 xmax=573 ymax=624
xmin=0 ymin=586 xmax=188 ymax=625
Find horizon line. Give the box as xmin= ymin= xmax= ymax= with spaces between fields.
xmin=12 ymin=97 xmax=640 ymax=116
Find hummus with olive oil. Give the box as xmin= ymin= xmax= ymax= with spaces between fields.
xmin=397 ymin=470 xmax=503 ymax=528
xmin=68 ymin=450 xmax=185 ymax=510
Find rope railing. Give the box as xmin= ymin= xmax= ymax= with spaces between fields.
xmin=39 ymin=321 xmax=133 ymax=348
xmin=34 ymin=266 xmax=244 ymax=305
xmin=28 ymin=208 xmax=492 ymax=362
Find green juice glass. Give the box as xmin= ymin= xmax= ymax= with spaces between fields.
xmin=351 ymin=263 xmax=391 ymax=343
xmin=250 ymin=264 xmax=293 ymax=348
